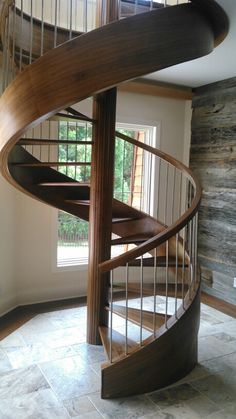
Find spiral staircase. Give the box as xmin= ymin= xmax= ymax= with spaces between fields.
xmin=0 ymin=0 xmax=228 ymax=399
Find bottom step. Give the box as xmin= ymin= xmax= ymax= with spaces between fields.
xmin=107 ymin=304 xmax=169 ymax=332
xmin=99 ymin=326 xmax=138 ymax=363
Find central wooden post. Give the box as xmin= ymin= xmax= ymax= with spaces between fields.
xmin=87 ymin=0 xmax=119 ymax=345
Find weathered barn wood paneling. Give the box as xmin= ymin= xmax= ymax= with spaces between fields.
xmin=190 ymin=77 xmax=236 ymax=305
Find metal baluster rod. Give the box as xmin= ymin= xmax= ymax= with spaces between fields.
xmin=110 ymin=270 xmax=113 ymax=363
xmin=11 ymin=1 xmax=16 ymax=82
xmin=153 ymin=247 xmax=157 ymax=336
xmin=54 ymin=0 xmax=58 ymax=47
xmin=84 ymin=0 xmax=88 ymax=32
xmin=175 ymin=233 xmax=179 ymax=319
xmin=19 ymin=0 xmax=23 ymax=72
xmin=156 ymin=157 xmax=161 ymax=220
xmin=125 ymin=262 xmax=129 ymax=355
xmin=182 ymin=226 xmax=186 ymax=309
xmin=140 ymin=255 xmax=143 ymax=346
xmin=69 ymin=0 xmax=73 ymax=39
xmin=29 ymin=0 xmax=33 ymax=64
xmin=5 ymin=6 xmax=11 ymax=87
xmin=164 ymin=163 xmax=169 ymax=226
xmin=165 ymin=240 xmax=169 ymax=328
xmin=41 ymin=0 xmax=44 ymax=56
xmin=171 ymin=166 xmax=176 ymax=224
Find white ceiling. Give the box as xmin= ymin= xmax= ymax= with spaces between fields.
xmin=145 ymin=0 xmax=236 ymax=88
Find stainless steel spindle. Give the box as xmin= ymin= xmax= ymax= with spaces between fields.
xmin=1 ymin=15 xmax=7 ymax=92
xmin=140 ymin=255 xmax=143 ymax=346
xmin=140 ymin=147 xmax=144 ymax=211
xmin=40 ymin=0 xmax=44 ymax=56
xmin=66 ymin=121 xmax=69 ymax=176
xmin=39 ymin=123 xmax=43 ymax=161
xmin=125 ymin=262 xmax=129 ymax=355
xmin=165 ymin=240 xmax=169 ymax=327
xmin=58 ymin=0 xmax=61 ymax=27
xmin=181 ymin=226 xmax=186 ymax=307
xmin=32 ymin=127 xmax=35 ymax=155
xmin=54 ymin=0 xmax=58 ymax=47
xmin=175 ymin=233 xmax=179 ymax=319
xmin=29 ymin=0 xmax=33 ymax=64
xmin=164 ymin=163 xmax=169 ymax=225
xmin=153 ymin=247 xmax=157 ymax=336
xmin=192 ymin=214 xmax=197 ymax=289
xmin=69 ymin=0 xmax=73 ymax=39
xmin=156 ymin=157 xmax=161 ymax=220
xmin=75 ymin=0 xmax=78 ymax=31
xmin=19 ymin=0 xmax=24 ymax=72
xmin=135 ymin=0 xmax=138 ymax=15
xmin=75 ymin=121 xmax=78 ymax=180
xmin=48 ymin=121 xmax=51 ymax=163
xmin=11 ymin=1 xmax=16 ymax=82
xmin=194 ymin=212 xmax=199 ymax=289
xmin=189 ymin=218 xmax=193 ymax=299
xmin=171 ymin=166 xmax=176 ymax=224
xmin=118 ymin=0 xmax=122 ymax=19
xmin=110 ymin=270 xmax=113 ymax=363
xmin=122 ymin=140 xmax=125 ymax=201
xmin=84 ymin=0 xmax=88 ymax=32
xmin=6 ymin=3 xmax=13 ymax=87
xmin=150 ymin=0 xmax=154 ymax=10
xmin=178 ymin=171 xmax=183 ymax=218
xmin=148 ymin=150 xmax=153 ymax=215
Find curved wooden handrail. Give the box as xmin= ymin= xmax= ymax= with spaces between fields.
xmin=115 ymin=131 xmax=198 ymax=183
xmin=191 ymin=0 xmax=229 ymax=46
xmin=99 ymin=132 xmax=202 ymax=273
xmin=0 ymin=1 xmax=222 ymax=181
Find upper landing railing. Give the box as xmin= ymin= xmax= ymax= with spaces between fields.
xmin=0 ymin=0 xmax=190 ymax=91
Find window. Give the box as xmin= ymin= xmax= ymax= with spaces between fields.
xmin=57 ymin=121 xmax=158 ymax=267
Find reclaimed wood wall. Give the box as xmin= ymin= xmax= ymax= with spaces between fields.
xmin=190 ymin=77 xmax=236 ymax=305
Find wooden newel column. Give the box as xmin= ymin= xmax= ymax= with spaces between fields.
xmin=87 ymin=0 xmax=119 ymax=345
xmin=87 ymin=88 xmax=117 ymax=344
xmin=86 ymin=0 xmax=119 ymax=345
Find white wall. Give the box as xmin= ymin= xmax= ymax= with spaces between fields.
xmin=0 ymin=91 xmax=192 ymax=314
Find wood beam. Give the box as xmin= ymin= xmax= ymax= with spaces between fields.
xmin=119 ymin=79 xmax=193 ymax=100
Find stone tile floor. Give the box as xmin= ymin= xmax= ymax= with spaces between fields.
xmin=0 ymin=298 xmax=236 ymax=418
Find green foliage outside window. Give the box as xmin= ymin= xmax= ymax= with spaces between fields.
xmin=58 ymin=123 xmax=136 ymax=245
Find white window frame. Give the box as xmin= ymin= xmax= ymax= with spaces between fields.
xmin=54 ymin=121 xmax=160 ymax=270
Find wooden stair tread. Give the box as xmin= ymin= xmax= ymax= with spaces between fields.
xmin=112 ymin=217 xmax=135 ymax=224
xmin=50 ymin=112 xmax=95 ymax=123
xmin=18 ymin=139 xmax=93 ymax=145
xmin=39 ymin=182 xmax=90 ymax=187
xmin=120 ymin=255 xmax=186 ymax=267
xmin=65 ymin=107 xmax=95 ymax=123
xmin=106 ymin=304 xmax=168 ymax=332
xmin=12 ymin=161 xmax=91 ymax=167
xmin=99 ymin=326 xmax=138 ymax=362
xmin=65 ymin=199 xmax=90 ymax=205
xmin=111 ymin=233 xmax=152 ymax=245
xmin=114 ymin=282 xmax=188 ymax=298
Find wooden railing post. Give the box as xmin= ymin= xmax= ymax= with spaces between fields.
xmin=87 ymin=0 xmax=119 ymax=345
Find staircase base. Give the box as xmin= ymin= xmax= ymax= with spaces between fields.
xmin=101 ymin=284 xmax=200 ymax=399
